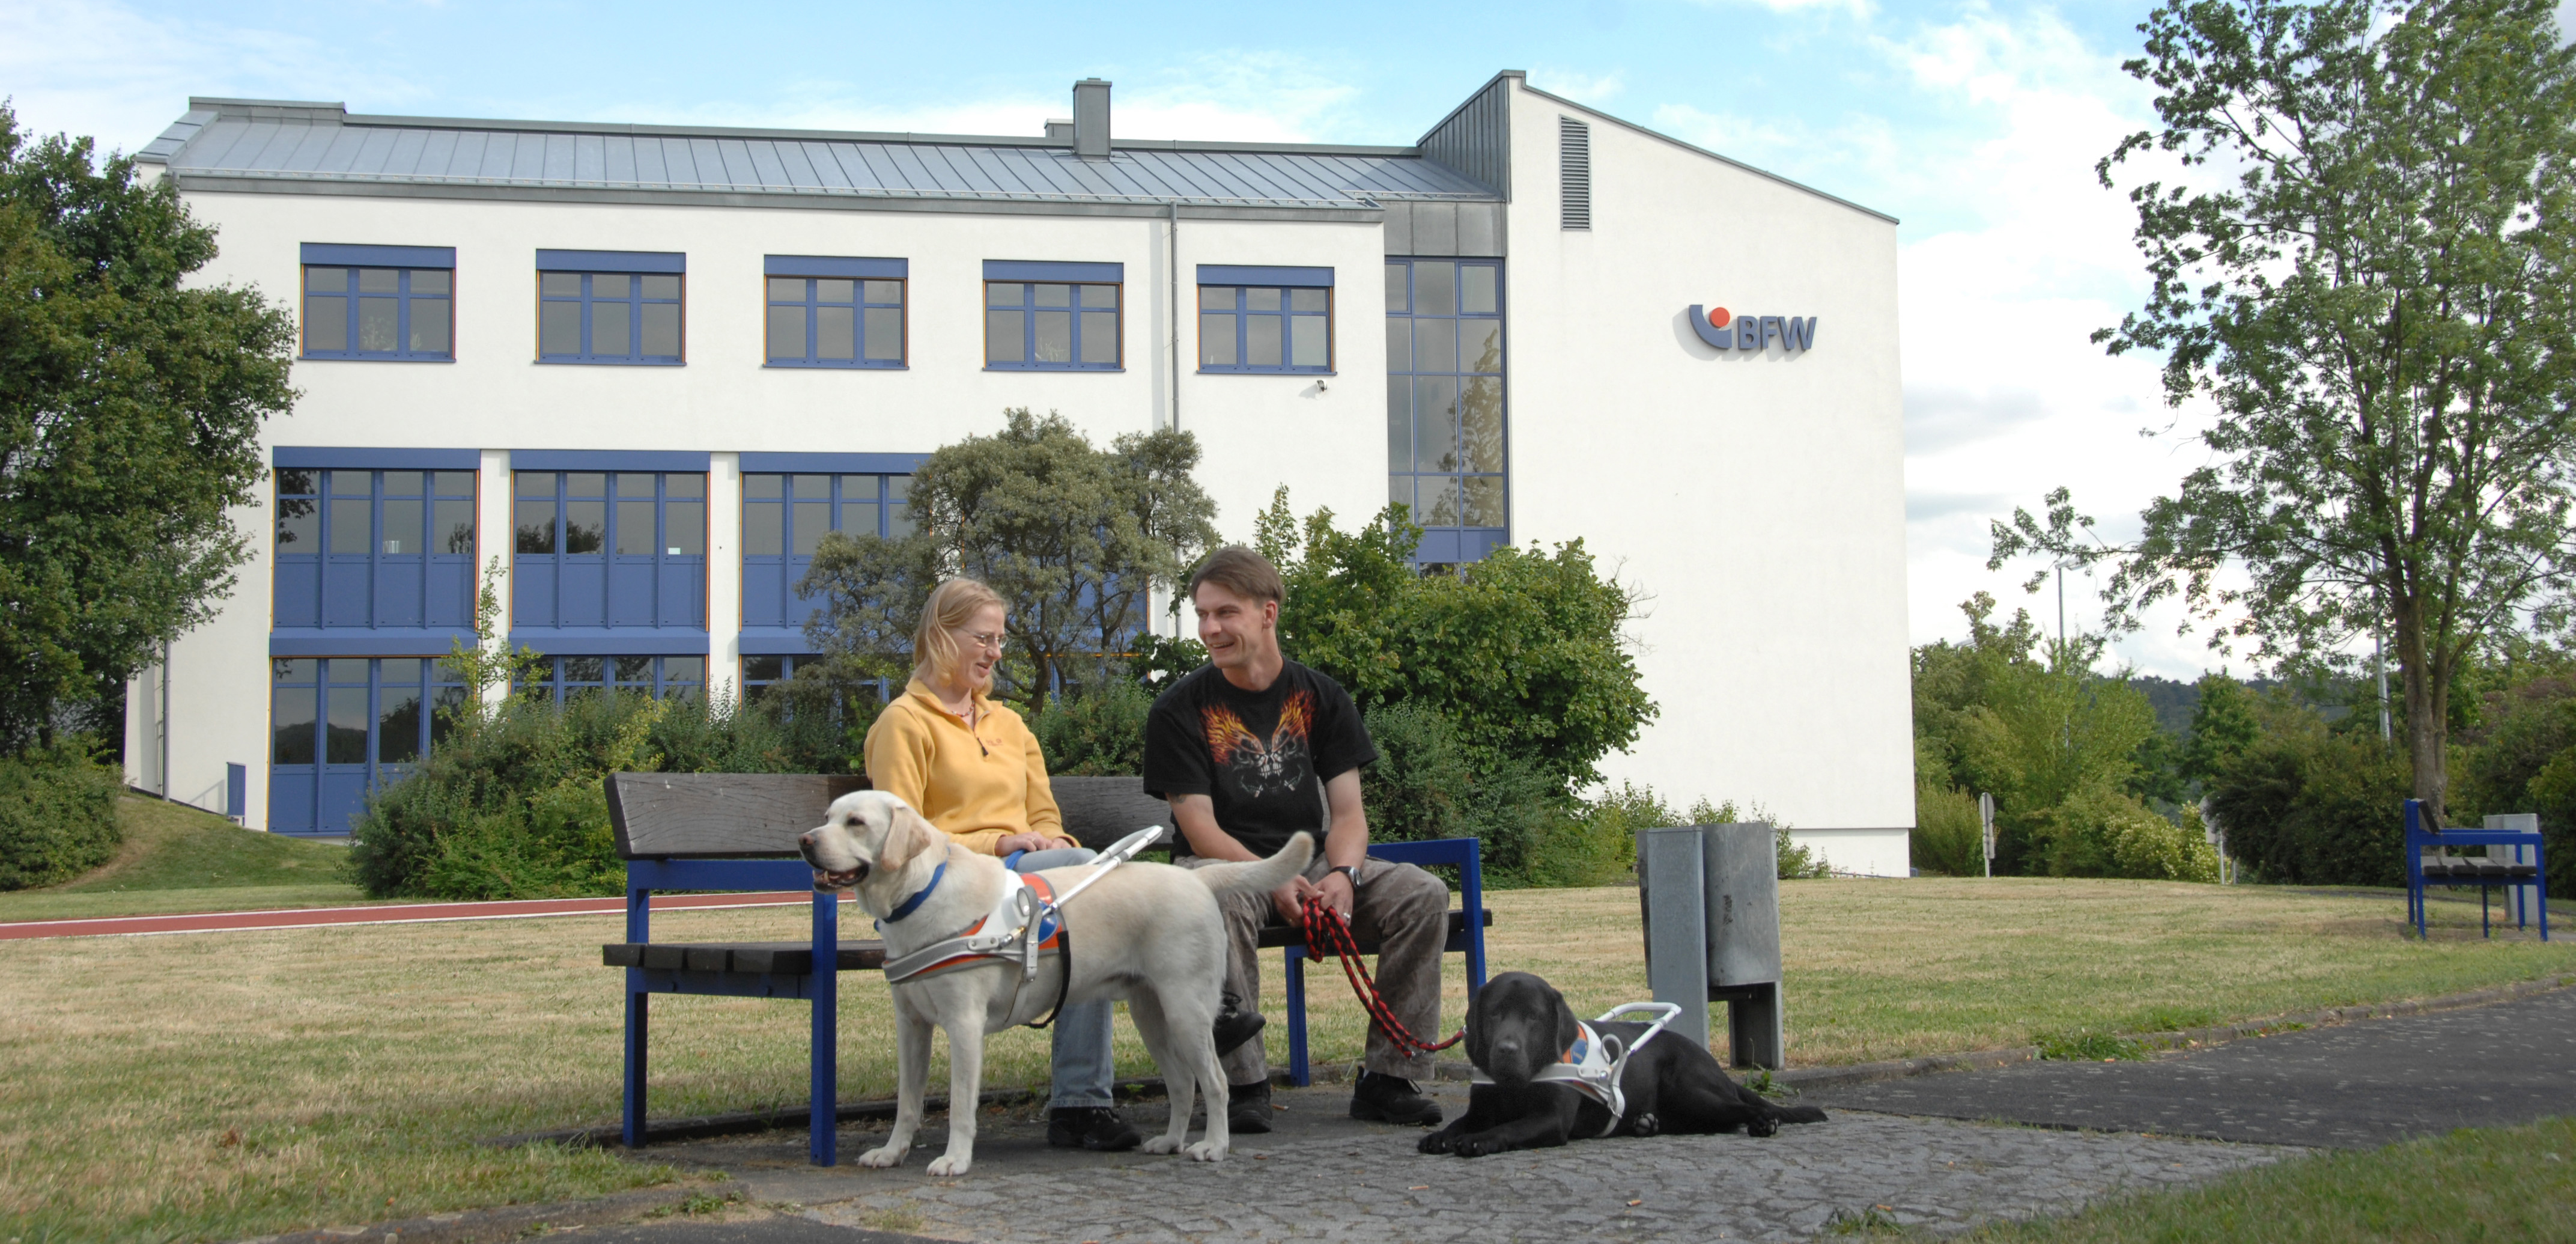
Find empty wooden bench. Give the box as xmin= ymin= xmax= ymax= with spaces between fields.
xmin=2405 ymin=799 xmax=2551 ymax=941
xmin=600 ymin=771 xmax=1490 ymax=1164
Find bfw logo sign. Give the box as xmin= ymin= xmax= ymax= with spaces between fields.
xmin=1688 ymin=305 xmax=1817 ymax=352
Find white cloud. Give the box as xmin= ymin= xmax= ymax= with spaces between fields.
xmin=1532 ymin=69 xmax=1627 ymax=106
xmin=0 ymin=0 xmax=380 ymax=152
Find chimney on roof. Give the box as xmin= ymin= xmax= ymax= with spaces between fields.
xmin=1045 ymin=118 xmax=1074 ymax=141
xmin=1073 ymin=79 xmax=1111 ymax=159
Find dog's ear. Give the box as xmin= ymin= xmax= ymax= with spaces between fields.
xmin=1548 ymin=979 xmax=1579 ymax=1057
xmin=1462 ymin=980 xmax=1491 ymax=1070
xmin=877 ymin=798 xmax=941 ymax=873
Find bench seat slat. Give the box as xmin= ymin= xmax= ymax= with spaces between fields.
xmin=606 ymin=941 xmax=889 ymax=974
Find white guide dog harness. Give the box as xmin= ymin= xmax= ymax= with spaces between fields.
xmin=1477 ymin=1002 xmax=1683 ymax=1138
xmin=878 ymin=828 xmax=1161 ymax=1026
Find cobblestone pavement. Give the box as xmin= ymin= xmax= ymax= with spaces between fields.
xmin=1811 ymin=987 xmax=2576 ymax=1148
xmin=661 ymin=1081 xmax=2291 ymax=1242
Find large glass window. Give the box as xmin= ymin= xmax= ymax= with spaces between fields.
xmin=517 ymin=655 xmax=704 ymax=705
xmin=273 ymin=468 xmax=477 ymax=629
xmin=269 ymin=657 xmax=465 ymax=835
xmin=511 ymin=471 xmax=706 ymax=629
xmin=767 ymin=276 xmax=904 ymax=367
xmin=302 ymin=266 xmax=453 ymax=361
xmin=1387 ymin=259 xmax=1507 ymax=561
xmin=1198 ymin=285 xmax=1331 ymax=373
xmin=985 ymin=281 xmax=1120 ymax=370
xmin=538 ymin=271 xmax=684 ymax=364
xmin=741 ymin=473 xmax=913 ymax=632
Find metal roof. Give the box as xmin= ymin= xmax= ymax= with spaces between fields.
xmin=139 ymin=100 xmax=1499 ymax=211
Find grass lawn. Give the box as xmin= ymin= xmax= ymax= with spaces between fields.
xmin=3 ymin=876 xmax=2572 ymax=1241
xmin=0 ymin=797 xmax=375 ymax=922
xmin=1961 ymin=1115 xmax=2576 ymax=1242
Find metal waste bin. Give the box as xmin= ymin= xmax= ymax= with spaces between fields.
xmin=1638 ymin=823 xmax=1785 ymax=1069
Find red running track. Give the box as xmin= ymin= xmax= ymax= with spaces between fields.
xmin=0 ymin=891 xmax=844 ymax=941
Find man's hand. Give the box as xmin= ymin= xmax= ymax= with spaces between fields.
xmin=1272 ymin=874 xmax=1325 ymax=924
xmin=1315 ymin=868 xmax=1355 ymax=920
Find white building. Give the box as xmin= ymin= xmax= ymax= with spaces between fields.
xmin=123 ymin=73 xmax=1914 ymax=874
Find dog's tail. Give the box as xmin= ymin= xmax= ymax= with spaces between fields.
xmin=1772 ymin=1104 xmax=1828 ymax=1125
xmin=1188 ymin=832 xmax=1317 ymax=897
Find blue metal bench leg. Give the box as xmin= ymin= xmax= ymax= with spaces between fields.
xmin=1285 ymin=945 xmax=1309 ymax=1087
xmin=624 ymin=884 xmax=651 ymax=1148
xmin=811 ymin=892 xmax=837 ymax=1166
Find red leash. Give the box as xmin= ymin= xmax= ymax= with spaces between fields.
xmin=1299 ymin=895 xmax=1464 ymax=1058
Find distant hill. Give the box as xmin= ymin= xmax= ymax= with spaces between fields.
xmin=2131 ymin=675 xmax=2200 ymax=736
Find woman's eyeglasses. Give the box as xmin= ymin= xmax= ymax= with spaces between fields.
xmin=960 ymin=630 xmax=1006 ymax=651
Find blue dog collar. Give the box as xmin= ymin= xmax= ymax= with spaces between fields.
xmin=883 ymin=860 xmax=946 ymax=924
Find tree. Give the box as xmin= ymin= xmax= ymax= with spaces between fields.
xmin=1993 ymin=0 xmax=2576 ymax=824
xmin=799 ymin=409 xmax=1217 ymax=710
xmin=0 ymin=109 xmax=296 ymax=749
xmin=1254 ymin=489 xmax=1656 ymax=796
xmin=2180 ymin=672 xmax=2263 ymax=787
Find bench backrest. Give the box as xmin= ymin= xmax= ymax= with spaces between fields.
xmin=605 ymin=771 xmax=1173 ymax=859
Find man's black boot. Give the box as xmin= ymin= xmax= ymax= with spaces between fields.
xmin=1213 ymin=993 xmax=1265 ymax=1057
xmin=1349 ymin=1070 xmax=1442 ymax=1126
xmin=1046 ymin=1106 xmax=1142 ymax=1151
xmin=1227 ymin=1079 xmax=1275 ymax=1135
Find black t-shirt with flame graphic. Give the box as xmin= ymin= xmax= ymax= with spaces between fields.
xmin=1141 ymin=660 xmax=1376 ymax=858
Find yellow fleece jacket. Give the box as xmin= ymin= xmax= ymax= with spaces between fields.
xmin=862 ymin=677 xmax=1065 ymax=856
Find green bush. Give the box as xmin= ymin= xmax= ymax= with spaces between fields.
xmin=2034 ymin=781 xmax=2219 ymax=882
xmin=1029 ymin=680 xmax=1153 ymax=776
xmin=1912 ymin=784 xmax=1986 ymax=877
xmin=1359 ymin=701 xmax=1562 ymax=884
xmin=350 ymin=691 xmax=824 ymax=899
xmin=2206 ymin=728 xmax=2411 ymax=886
xmin=0 ymin=742 xmax=123 ymax=890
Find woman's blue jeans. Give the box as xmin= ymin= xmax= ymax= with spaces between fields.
xmin=1012 ymin=846 xmax=1114 ymax=1109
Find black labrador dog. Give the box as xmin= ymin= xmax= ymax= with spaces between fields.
xmin=1420 ymin=971 xmax=1825 ymax=1157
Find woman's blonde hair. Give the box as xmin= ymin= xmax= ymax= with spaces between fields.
xmin=913 ymin=577 xmax=1006 ymax=686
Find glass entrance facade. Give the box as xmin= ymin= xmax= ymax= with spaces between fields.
xmin=1385 ymin=258 xmax=1507 ymax=564
xmin=269 ymin=657 xmax=464 ymax=835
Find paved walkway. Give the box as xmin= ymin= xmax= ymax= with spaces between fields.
xmin=0 ymin=891 xmax=834 ymax=941
xmin=1808 ymin=986 xmax=2576 ymax=1148
xmin=640 ymin=1080 xmax=2286 ymax=1242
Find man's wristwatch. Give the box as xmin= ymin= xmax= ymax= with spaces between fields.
xmin=1329 ymin=865 xmax=1361 ymax=888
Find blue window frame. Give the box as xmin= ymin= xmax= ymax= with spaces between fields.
xmin=766 ymin=273 xmax=905 ymax=367
xmin=1386 ymin=258 xmax=1507 ymax=563
xmin=269 ymin=657 xmax=464 ymax=836
xmin=986 ymin=281 xmax=1120 ymax=369
xmin=302 ymin=266 xmax=453 ymax=361
xmin=538 ymin=271 xmax=684 ymax=364
xmin=1199 ymin=285 xmax=1332 ymax=373
xmin=511 ymin=471 xmax=706 ymax=630
xmin=518 ymin=655 xmax=704 ymax=705
xmin=741 ymin=473 xmax=913 ymax=632
xmin=274 ymin=468 xmax=477 ymax=630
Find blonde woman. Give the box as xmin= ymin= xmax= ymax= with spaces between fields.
xmin=861 ymin=577 xmax=1140 ymax=1151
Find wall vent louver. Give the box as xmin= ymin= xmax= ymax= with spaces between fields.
xmin=1560 ymin=117 xmax=1591 ymax=230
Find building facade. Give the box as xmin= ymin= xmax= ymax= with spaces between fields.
xmin=123 ymin=72 xmax=1915 ymax=873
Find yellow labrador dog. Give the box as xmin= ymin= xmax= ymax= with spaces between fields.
xmin=798 ymin=790 xmax=1311 ymax=1175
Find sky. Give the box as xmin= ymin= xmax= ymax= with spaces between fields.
xmin=8 ymin=0 xmax=2486 ymax=681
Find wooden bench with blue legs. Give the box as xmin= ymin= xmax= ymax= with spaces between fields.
xmin=598 ymin=773 xmax=1494 ymax=1163
xmin=2405 ymin=798 xmax=2551 ymax=941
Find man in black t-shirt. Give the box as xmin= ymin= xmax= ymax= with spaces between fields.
xmin=1143 ymin=546 xmax=1449 ymax=1134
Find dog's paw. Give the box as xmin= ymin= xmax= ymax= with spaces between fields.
xmin=1183 ymin=1139 xmax=1227 ymax=1163
xmin=855 ymin=1144 xmax=907 ymax=1169
xmin=1630 ymin=1112 xmax=1660 ymax=1137
xmin=1453 ymin=1136 xmax=1501 ymax=1157
xmin=1139 ymin=1134 xmax=1183 ymax=1155
xmin=1418 ymin=1131 xmax=1455 ymax=1154
xmin=1748 ymin=1114 xmax=1781 ymax=1138
xmin=925 ymin=1152 xmax=973 ymax=1177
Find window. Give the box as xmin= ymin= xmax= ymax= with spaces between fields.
xmin=766 ymin=256 xmax=907 ymax=367
xmin=536 ymin=250 xmax=684 ymax=364
xmin=299 ymin=244 xmax=455 ymax=361
xmin=518 ymin=655 xmax=704 ymax=705
xmin=511 ymin=470 xmax=706 ymax=629
xmin=741 ymin=473 xmax=913 ymax=631
xmin=983 ymin=261 xmax=1123 ymax=370
xmin=273 ymin=467 xmax=477 ymax=630
xmin=1200 ymin=287 xmax=1330 ymax=373
xmin=269 ymin=657 xmax=464 ymax=835
xmin=1387 ymin=259 xmax=1507 ymax=561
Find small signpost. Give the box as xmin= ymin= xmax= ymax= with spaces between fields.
xmin=1978 ymin=792 xmax=1996 ymax=878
